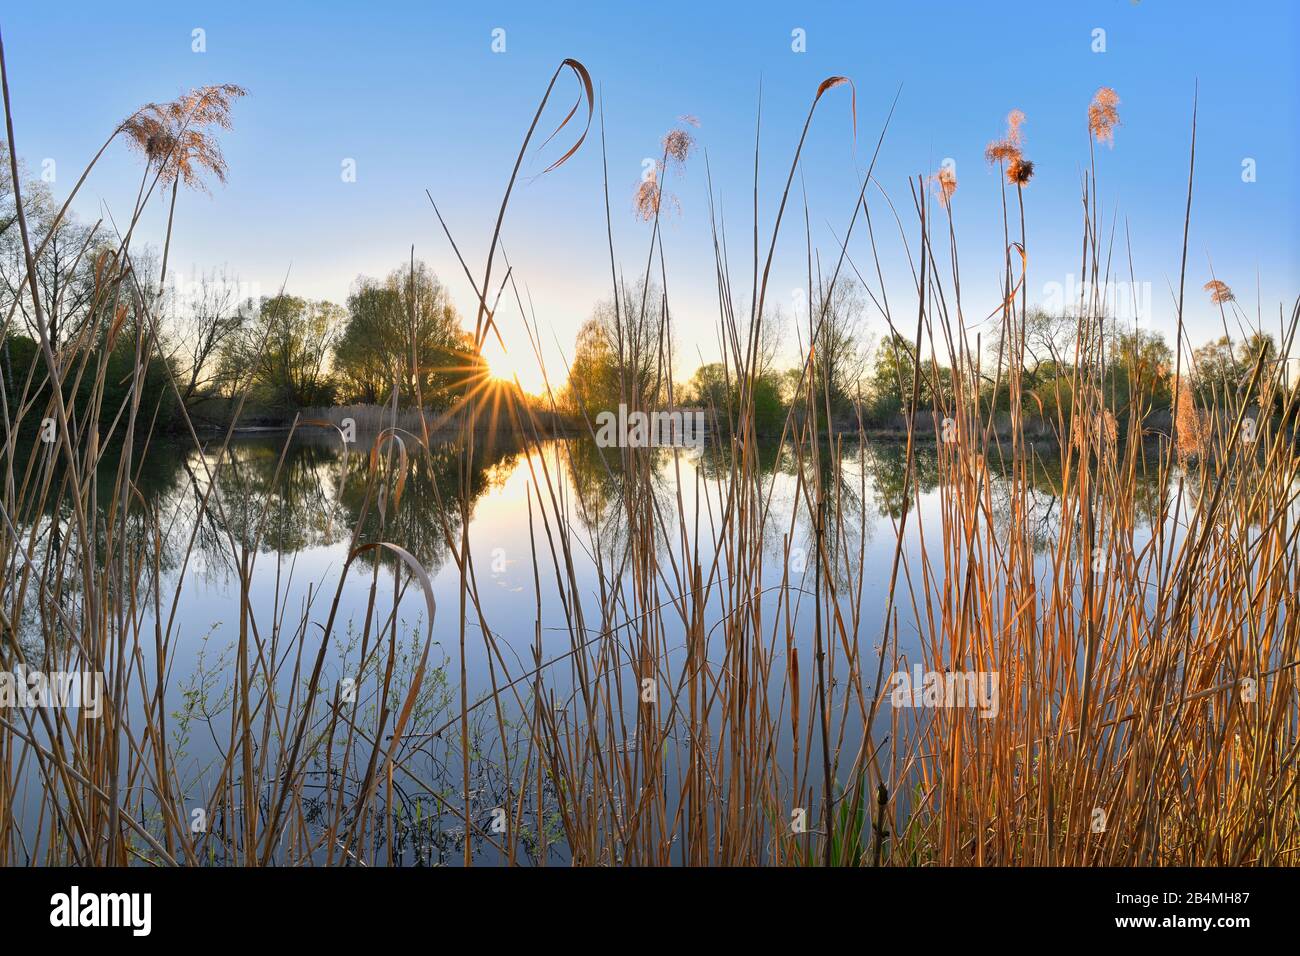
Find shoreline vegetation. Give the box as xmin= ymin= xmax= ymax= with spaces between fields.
xmin=4 ymin=108 xmax=1293 ymax=454
xmin=2 ymin=36 xmax=1300 ymax=870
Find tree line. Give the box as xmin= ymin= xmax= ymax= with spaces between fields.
xmin=561 ymin=273 xmax=1297 ymax=439
xmin=1 ymin=149 xmax=489 ymax=431
xmin=4 ymin=143 xmax=1292 ymax=440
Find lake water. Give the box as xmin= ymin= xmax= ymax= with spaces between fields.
xmin=9 ymin=427 xmax=1178 ymax=865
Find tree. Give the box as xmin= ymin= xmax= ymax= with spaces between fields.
xmin=687 ymin=361 xmax=785 ymax=436
xmin=596 ymin=276 xmax=667 ymax=409
xmin=1105 ymin=328 xmax=1172 ymax=415
xmin=1238 ymin=332 xmax=1277 ymax=373
xmin=1191 ymin=335 xmax=1241 ymax=403
xmin=865 ymin=332 xmax=918 ymax=423
xmin=686 ymin=362 xmax=731 ymax=414
xmin=750 ymin=371 xmax=786 ymax=435
xmin=166 ymin=268 xmax=251 ymax=408
xmin=219 ymin=294 xmax=341 ymax=407
xmin=564 ymin=316 xmax=620 ymax=416
xmin=1184 ymin=331 xmax=1283 ymax=422
xmin=563 ymin=277 xmax=668 ymax=417
xmin=982 ymin=308 xmax=1078 ymax=397
xmin=332 ymin=260 xmax=477 ymax=408
xmin=0 ymin=148 xmax=175 ymax=429
xmin=0 ymin=145 xmax=100 ymax=354
xmin=750 ymin=303 xmax=787 ymax=379
xmin=799 ymin=277 xmax=871 ymax=418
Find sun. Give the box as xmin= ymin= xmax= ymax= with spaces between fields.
xmin=485 ymin=352 xmax=519 ymax=385
xmin=483 ymin=343 xmax=546 ymax=396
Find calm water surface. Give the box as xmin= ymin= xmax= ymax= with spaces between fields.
xmin=14 ymin=428 xmax=1175 ymax=864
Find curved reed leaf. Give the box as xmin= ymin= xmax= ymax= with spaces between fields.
xmin=369 ymin=427 xmax=410 ymax=513
xmin=538 ymin=58 xmax=595 ymax=174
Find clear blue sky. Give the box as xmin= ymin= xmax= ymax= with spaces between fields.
xmin=4 ymin=1 xmax=1297 ymax=389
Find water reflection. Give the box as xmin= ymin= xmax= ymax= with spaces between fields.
xmin=2 ymin=426 xmax=1188 ymax=865
xmin=175 ymin=429 xmax=522 ymax=578
xmin=8 ymin=430 xmax=1174 ymax=582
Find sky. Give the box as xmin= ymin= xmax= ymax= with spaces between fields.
xmin=3 ymin=0 xmax=1297 ymax=393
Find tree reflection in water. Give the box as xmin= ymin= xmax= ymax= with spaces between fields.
xmin=85 ymin=429 xmax=526 ymax=587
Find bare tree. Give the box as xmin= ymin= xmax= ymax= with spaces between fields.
xmin=808 ymin=276 xmax=871 ymax=412
xmin=0 ymin=149 xmax=100 ymax=352
xmin=593 ymin=275 xmax=669 ymax=408
xmin=166 ymin=268 xmax=251 ymax=407
xmin=986 ymin=307 xmax=1077 ymax=387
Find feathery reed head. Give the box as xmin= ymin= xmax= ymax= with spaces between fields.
xmin=1175 ymin=380 xmax=1209 ymax=458
xmin=931 ymin=164 xmax=958 ymax=206
xmin=1005 ymin=109 xmax=1025 ymax=141
xmin=985 ymin=109 xmax=1033 ymax=185
xmin=1008 ymin=158 xmax=1035 ymax=184
xmin=662 ymin=115 xmax=698 ymax=166
xmin=122 ymin=83 xmax=247 ymax=191
xmin=1088 ymin=86 xmax=1121 ymax=144
xmin=663 ymin=127 xmax=694 ymax=165
xmin=634 ymin=169 xmax=662 ymax=221
xmin=1204 ymin=279 xmax=1235 ymax=304
xmin=635 ymin=117 xmax=697 ymax=220
xmin=1102 ymin=408 xmax=1118 ymax=445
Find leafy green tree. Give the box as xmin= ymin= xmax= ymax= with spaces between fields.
xmin=686 ymin=362 xmax=731 ymax=414
xmin=332 ymin=260 xmax=477 ymax=408
xmin=219 ymin=294 xmax=341 ymax=408
xmin=564 ymin=316 xmax=621 ymax=416
xmin=750 ymin=370 xmax=786 ymax=435
xmin=865 ymin=332 xmax=918 ymax=423
xmin=1238 ymin=332 xmax=1278 ymax=373
xmin=1191 ymin=335 xmax=1255 ymax=403
xmin=565 ymin=277 xmax=670 ymax=416
xmin=1105 ymin=328 xmax=1172 ymax=416
xmin=686 ymin=362 xmax=786 ymax=436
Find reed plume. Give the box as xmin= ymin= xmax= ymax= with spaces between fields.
xmin=1205 ymin=278 xmax=1235 ymax=304
xmin=1087 ymin=86 xmax=1121 ymax=144
xmin=985 ymin=108 xmax=1034 ymax=184
xmin=932 ymin=164 xmax=957 ymax=206
xmin=122 ymin=84 xmax=247 ymax=190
